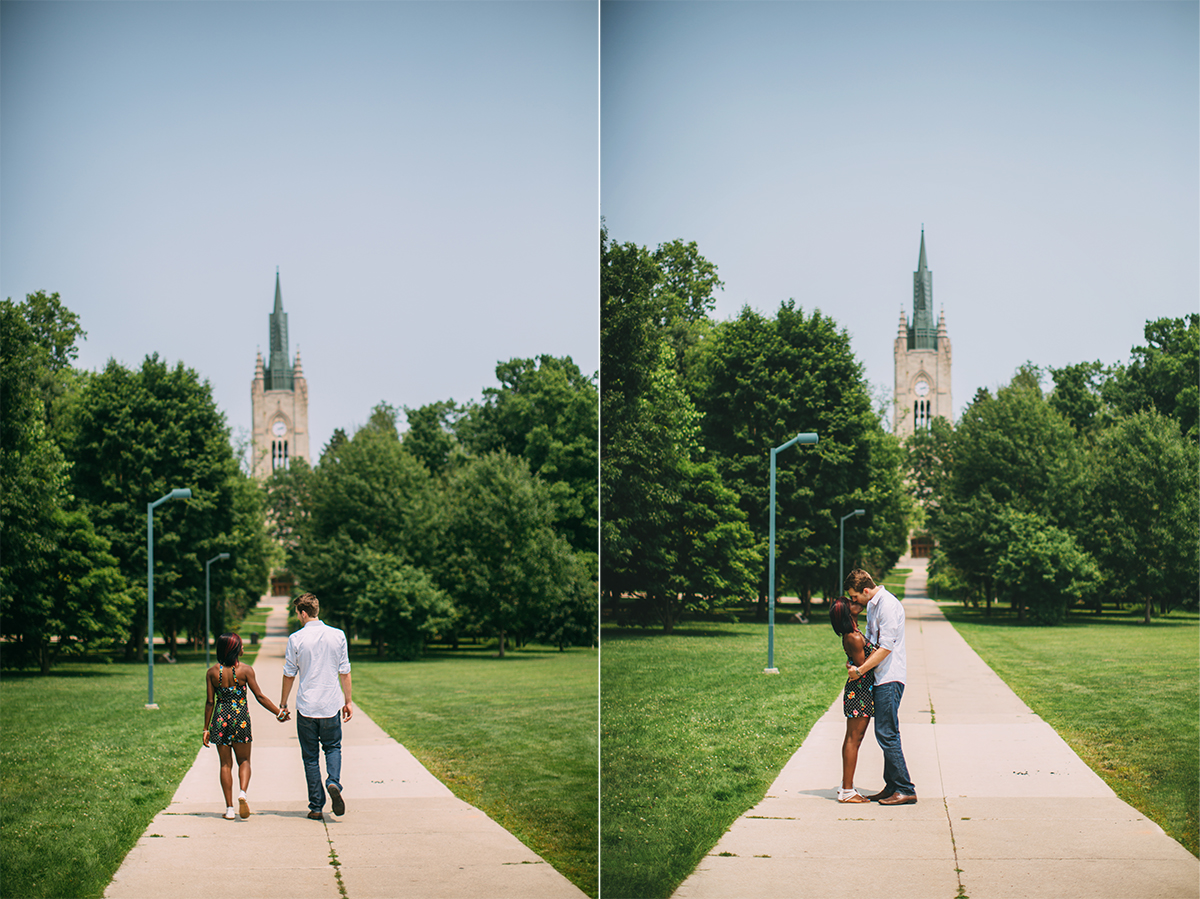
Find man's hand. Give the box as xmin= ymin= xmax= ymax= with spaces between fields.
xmin=847 ymin=665 xmax=862 ymax=682
xmin=276 ymin=707 xmax=291 ymax=722
xmin=342 ymin=703 xmax=353 ymax=722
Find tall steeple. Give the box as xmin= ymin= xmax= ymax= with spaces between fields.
xmin=251 ymin=269 xmax=310 ymax=479
xmin=264 ymin=269 xmax=293 ymax=392
xmin=908 ymin=229 xmax=937 ymax=350
xmin=894 ymin=228 xmax=952 ymax=440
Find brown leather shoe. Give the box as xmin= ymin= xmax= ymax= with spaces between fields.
xmin=865 ymin=788 xmax=894 ymax=801
xmin=307 ymin=811 xmax=324 ymax=820
xmin=878 ymin=793 xmax=918 ymax=805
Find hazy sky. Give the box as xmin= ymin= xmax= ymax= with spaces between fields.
xmin=2 ymin=1 xmax=598 ymax=459
xmin=602 ymin=1 xmax=1198 ymax=424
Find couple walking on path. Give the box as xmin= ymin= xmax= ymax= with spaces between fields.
xmin=202 ymin=593 xmax=351 ymax=821
xmin=107 ymin=595 xmax=586 ymax=899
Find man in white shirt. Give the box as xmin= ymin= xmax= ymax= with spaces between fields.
xmin=844 ymin=569 xmax=916 ymax=805
xmin=280 ymin=593 xmax=353 ymax=820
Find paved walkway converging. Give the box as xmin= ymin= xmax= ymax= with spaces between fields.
xmin=674 ymin=557 xmax=1199 ymax=899
xmin=106 ymin=600 xmax=586 ymax=899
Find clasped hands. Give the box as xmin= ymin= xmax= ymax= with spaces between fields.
xmin=846 ymin=663 xmax=863 ymax=682
xmin=276 ymin=706 xmax=292 ymax=722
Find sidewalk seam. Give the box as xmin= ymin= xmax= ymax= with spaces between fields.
xmin=922 ymin=598 xmax=966 ymax=899
xmin=323 ymin=818 xmax=349 ymax=898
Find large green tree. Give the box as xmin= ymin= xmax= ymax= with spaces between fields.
xmin=66 ymin=354 xmax=272 ymax=658
xmin=1 ymin=296 xmax=132 ymax=671
xmin=439 ymin=450 xmax=594 ymax=655
xmin=602 ymin=232 xmax=760 ymax=630
xmin=296 ymin=403 xmax=441 ymax=638
xmin=1104 ymin=314 xmax=1199 ymax=440
xmin=933 ymin=370 xmax=1090 ymax=616
xmin=456 ymin=356 xmax=598 ymax=555
xmin=691 ymin=301 xmax=910 ymax=617
xmin=401 ymin=399 xmax=463 ymax=478
xmin=1083 ymin=408 xmax=1199 ymax=620
xmin=991 ymin=507 xmax=1099 ymax=625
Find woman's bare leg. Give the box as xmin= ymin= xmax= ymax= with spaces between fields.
xmin=216 ymin=745 xmax=234 ymax=808
xmin=841 ymin=717 xmax=871 ymax=789
xmin=234 ymin=742 xmax=252 ymax=793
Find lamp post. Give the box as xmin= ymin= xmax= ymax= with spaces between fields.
xmin=839 ymin=509 xmax=866 ymax=594
xmin=766 ymin=432 xmax=819 ymax=674
xmin=205 ymin=553 xmax=230 ymax=668
xmin=146 ymin=488 xmax=191 ymax=709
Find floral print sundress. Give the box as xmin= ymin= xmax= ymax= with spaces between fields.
xmin=843 ymin=637 xmax=878 ymax=719
xmin=209 ymin=663 xmax=252 ymax=745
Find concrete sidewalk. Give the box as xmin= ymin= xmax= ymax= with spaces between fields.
xmin=106 ymin=600 xmax=586 ymax=899
xmin=674 ymin=558 xmax=1199 ymax=899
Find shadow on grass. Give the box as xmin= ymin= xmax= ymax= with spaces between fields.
xmin=0 ymin=668 xmax=126 ymax=679
xmin=349 ymin=644 xmax=595 ymax=664
xmin=938 ymin=603 xmax=1199 ymax=629
xmin=601 ymin=627 xmax=748 ymax=640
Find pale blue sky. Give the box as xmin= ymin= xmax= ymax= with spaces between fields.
xmin=602 ymin=1 xmax=1198 ymax=423
xmin=2 ymin=1 xmax=598 ymax=458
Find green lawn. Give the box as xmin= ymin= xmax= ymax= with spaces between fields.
xmin=600 ymin=621 xmax=846 ymax=899
xmin=881 ymin=567 xmax=911 ymax=599
xmin=0 ymin=657 xmax=207 ymax=899
xmin=351 ymin=643 xmax=599 ymax=898
xmin=941 ymin=603 xmax=1199 ymax=857
xmin=0 ymin=602 xmax=272 ymax=898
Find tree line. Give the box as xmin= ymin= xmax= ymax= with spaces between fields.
xmin=912 ymin=314 xmax=1199 ymax=624
xmin=602 ymin=227 xmax=1198 ymax=630
xmin=1 ymin=292 xmax=597 ymax=671
xmin=266 ymin=355 xmax=598 ymax=658
xmin=601 ymin=226 xmax=911 ymax=631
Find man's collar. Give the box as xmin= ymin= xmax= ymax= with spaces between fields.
xmin=303 ymin=618 xmax=323 ymax=628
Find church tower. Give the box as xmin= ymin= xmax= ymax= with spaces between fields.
xmin=251 ymin=271 xmax=310 ymax=478
xmin=894 ymin=230 xmax=952 ymax=440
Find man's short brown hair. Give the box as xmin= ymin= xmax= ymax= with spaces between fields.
xmin=294 ymin=593 xmax=319 ymax=618
xmin=843 ymin=569 xmax=876 ymax=593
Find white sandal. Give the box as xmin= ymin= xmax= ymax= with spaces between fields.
xmin=837 ymin=788 xmax=870 ymax=803
xmin=224 ymin=806 xmax=237 ymax=819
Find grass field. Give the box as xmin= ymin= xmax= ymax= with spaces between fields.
xmin=599 ymin=620 xmax=846 ymax=899
xmin=941 ymin=603 xmax=1200 ymax=857
xmin=1 ymin=602 xmax=267 ymax=898
xmin=351 ymin=643 xmax=599 ymax=897
xmin=1 ymin=656 xmax=210 ymax=898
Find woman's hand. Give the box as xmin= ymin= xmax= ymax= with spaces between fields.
xmin=202 ymin=729 xmax=210 ymax=748
xmin=847 ymin=665 xmax=862 ymax=682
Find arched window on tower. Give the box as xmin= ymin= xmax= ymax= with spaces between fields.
xmin=913 ymin=400 xmax=932 ymax=431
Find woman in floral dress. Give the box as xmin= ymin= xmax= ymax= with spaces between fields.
xmin=829 ymin=596 xmax=877 ymax=803
xmin=202 ymin=633 xmax=288 ymax=819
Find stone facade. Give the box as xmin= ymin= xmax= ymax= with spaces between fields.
xmin=251 ymin=272 xmax=310 ymax=478
xmin=894 ymin=231 xmax=952 ymax=440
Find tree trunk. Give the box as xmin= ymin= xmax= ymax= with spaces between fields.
xmin=127 ymin=624 xmax=145 ymax=662
xmin=40 ymin=641 xmax=50 ymax=675
xmin=497 ymin=629 xmax=506 ymax=658
xmin=801 ymin=586 xmax=812 ymax=621
xmin=660 ymin=595 xmax=676 ymax=634
xmin=1143 ymin=597 xmax=1152 ymax=625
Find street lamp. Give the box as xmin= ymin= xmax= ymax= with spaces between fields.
xmin=839 ymin=509 xmax=866 ymax=595
xmin=766 ymin=432 xmax=819 ymax=674
xmin=146 ymin=488 xmax=191 ymax=709
xmin=205 ymin=553 xmax=231 ymax=668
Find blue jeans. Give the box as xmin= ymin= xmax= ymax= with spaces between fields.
xmin=872 ymin=681 xmax=915 ymax=795
xmin=296 ymin=713 xmax=342 ymax=812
